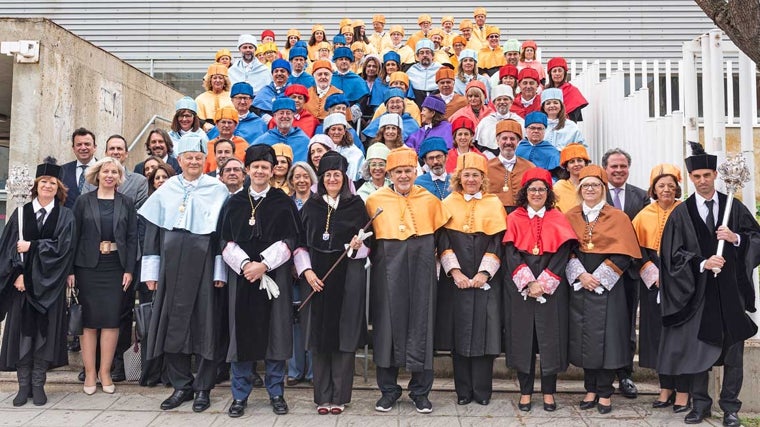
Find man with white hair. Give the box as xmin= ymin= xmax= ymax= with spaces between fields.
xmin=475 ymin=85 xmax=524 ymax=157
xmin=139 ymin=134 xmax=230 ymax=413
xmin=228 ymin=34 xmax=272 ymax=93
xmin=406 ymin=39 xmax=443 ymax=106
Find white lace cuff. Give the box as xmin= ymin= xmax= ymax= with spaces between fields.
xmin=477 ymin=253 xmax=500 ymax=278
xmin=640 ymin=261 xmax=659 ymax=289
xmin=222 ymin=242 xmax=249 ymax=275
xmin=593 ymin=261 xmax=621 ymax=291
xmin=537 ymin=270 xmax=561 ymax=295
xmin=261 ymin=240 xmax=292 ymax=271
xmin=141 ymin=255 xmax=160 ymax=282
xmin=512 ymin=264 xmax=535 ymax=291
xmin=440 ymin=249 xmax=461 ymax=274
xmin=565 ymin=257 xmax=585 ymax=284
xmin=213 ymin=255 xmax=227 ymax=283
xmin=293 ymin=247 xmax=312 ymax=276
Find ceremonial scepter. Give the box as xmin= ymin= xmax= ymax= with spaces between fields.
xmin=6 ymin=164 xmax=35 ymax=262
xmin=711 ymin=153 xmax=751 ymax=276
xmin=298 ymin=207 xmax=383 ymax=312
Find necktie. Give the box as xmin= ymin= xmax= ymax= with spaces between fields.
xmin=612 ymin=187 xmax=623 ymax=209
xmin=78 ymin=164 xmax=87 ymax=192
xmin=36 ymin=208 xmax=46 ymax=230
xmin=705 ymin=200 xmax=716 ymax=235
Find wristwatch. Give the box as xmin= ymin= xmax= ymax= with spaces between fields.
xmin=479 ymin=270 xmax=491 ymax=280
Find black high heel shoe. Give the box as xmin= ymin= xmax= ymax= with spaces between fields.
xmin=518 ymin=395 xmax=532 ymax=412
xmin=673 ymin=397 xmax=691 ymax=413
xmin=579 ymin=395 xmax=599 ymax=410
xmin=652 ymin=391 xmax=676 ymax=408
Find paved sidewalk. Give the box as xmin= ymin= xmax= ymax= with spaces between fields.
xmin=0 ymin=373 xmax=742 ymax=426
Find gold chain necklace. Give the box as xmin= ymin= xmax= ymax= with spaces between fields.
xmin=247 ymin=192 xmax=266 ymax=226
xmin=322 ymin=204 xmax=334 ymax=240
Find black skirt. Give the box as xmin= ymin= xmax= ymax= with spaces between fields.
xmin=76 ymin=252 xmax=124 ymax=329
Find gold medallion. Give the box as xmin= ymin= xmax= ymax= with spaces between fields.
xmin=532 ymin=245 xmax=539 ymax=255
xmin=399 ymin=224 xmax=406 ymax=232
xmin=249 ymin=217 xmax=256 ymax=226
xmin=587 ymin=242 xmax=594 ymax=250
xmin=502 ymin=185 xmax=509 ymax=192
xmin=463 ymin=224 xmax=470 ymax=232
xmin=179 ymin=204 xmax=185 ymax=213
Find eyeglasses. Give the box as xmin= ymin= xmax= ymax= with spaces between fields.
xmin=369 ymin=162 xmax=386 ymax=168
xmin=488 ymin=35 xmax=500 ymax=39
xmin=526 ymin=126 xmax=545 ymax=131
xmin=580 ymin=183 xmax=603 ymax=190
xmin=527 ymin=187 xmax=548 ymax=194
xmin=426 ymin=154 xmax=445 ymax=162
xmin=232 ymin=96 xmax=252 ymax=101
xmin=179 ymin=113 xmax=194 ymax=119
xmin=222 ymin=167 xmax=243 ymax=173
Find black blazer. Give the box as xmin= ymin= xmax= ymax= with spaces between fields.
xmin=606 ymin=183 xmax=650 ymax=221
xmin=72 ymin=191 xmax=138 ymax=274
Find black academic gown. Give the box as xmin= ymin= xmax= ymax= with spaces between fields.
xmin=219 ymin=186 xmax=300 ymax=362
xmin=637 ymin=247 xmax=661 ymax=369
xmin=569 ymin=252 xmax=633 ymax=370
xmin=143 ymin=223 xmax=227 ymax=362
xmin=503 ymin=242 xmax=573 ymax=375
xmin=658 ymin=193 xmax=760 ymax=375
xmin=0 ymin=202 xmax=75 ymax=370
xmin=370 ymin=234 xmax=438 ymax=372
xmin=299 ymin=194 xmax=370 ymax=353
xmin=434 ymin=230 xmax=503 ymax=358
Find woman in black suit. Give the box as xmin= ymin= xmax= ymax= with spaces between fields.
xmin=72 ymin=157 xmax=138 ymax=395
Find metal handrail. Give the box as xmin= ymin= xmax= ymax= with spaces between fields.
xmin=128 ymin=115 xmax=172 ymax=152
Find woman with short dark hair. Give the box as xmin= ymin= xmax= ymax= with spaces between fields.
xmin=0 ymin=159 xmax=76 ymax=407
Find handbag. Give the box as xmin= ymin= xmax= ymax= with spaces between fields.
xmin=123 ymin=340 xmax=142 ymax=382
xmin=134 ymin=293 xmax=153 ymax=341
xmin=67 ymin=287 xmax=83 ymax=336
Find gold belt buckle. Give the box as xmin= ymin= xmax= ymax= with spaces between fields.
xmin=100 ymin=241 xmax=112 ymax=254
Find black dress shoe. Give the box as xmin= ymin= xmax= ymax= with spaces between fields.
xmin=270 ymin=395 xmax=289 ymax=415
xmin=252 ymin=373 xmax=264 ymax=388
xmin=457 ymin=396 xmax=472 ymax=405
xmin=723 ymin=411 xmax=740 ymax=427
xmin=618 ymin=378 xmax=638 ymax=398
xmin=228 ymin=399 xmax=247 ymax=418
xmin=544 ymin=402 xmax=557 ymax=411
xmin=579 ymin=397 xmax=598 ymax=410
xmin=518 ymin=401 xmax=532 ymax=411
xmin=68 ymin=337 xmax=80 ymax=352
xmin=77 ymin=370 xmax=85 ymax=382
xmin=597 ymin=403 xmax=612 ymax=414
xmin=475 ymin=398 xmax=489 ymax=406
xmin=684 ymin=409 xmax=711 ymax=424
xmin=193 ymin=390 xmax=211 ymax=412
xmin=161 ymin=389 xmax=194 ymax=410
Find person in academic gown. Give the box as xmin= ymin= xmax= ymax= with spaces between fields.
xmin=503 ymin=168 xmax=577 ymax=412
xmin=217 ymin=144 xmax=302 ymax=418
xmin=365 ymin=147 xmax=451 ymax=414
xmin=658 ymin=143 xmax=760 ymax=426
xmin=564 ymin=165 xmax=641 ymax=414
xmin=0 ymin=160 xmax=76 ymax=407
xmin=436 ymin=153 xmax=506 ymax=406
xmin=293 ymin=151 xmax=371 ymax=414
xmin=138 ymin=134 xmax=230 ymax=413
xmin=631 ymin=164 xmax=691 ymax=412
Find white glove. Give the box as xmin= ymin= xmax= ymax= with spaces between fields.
xmin=521 ymin=289 xmax=545 ymax=303
xmin=259 ymin=274 xmax=280 ymax=300
xmin=350 ymin=104 xmax=362 ymax=119
xmin=345 ymin=229 xmax=373 ymax=257
xmin=573 ymin=282 xmax=604 ymax=295
xmin=261 ymin=113 xmax=273 ymax=125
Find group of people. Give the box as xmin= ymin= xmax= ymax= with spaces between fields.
xmin=0 ymin=8 xmax=758 ymax=427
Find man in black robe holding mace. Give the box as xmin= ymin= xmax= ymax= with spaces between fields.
xmin=658 ymin=142 xmax=760 ymax=426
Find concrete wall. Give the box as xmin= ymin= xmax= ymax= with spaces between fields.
xmin=1 ymin=17 xmax=182 ymax=212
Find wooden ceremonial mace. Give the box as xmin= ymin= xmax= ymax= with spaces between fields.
xmin=298 ymin=207 xmax=383 ymax=312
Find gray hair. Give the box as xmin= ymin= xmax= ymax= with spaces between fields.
xmin=601 ymin=148 xmax=631 ymax=168
xmin=287 ymin=161 xmax=318 ymax=187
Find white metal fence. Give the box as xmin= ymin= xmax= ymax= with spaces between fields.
xmin=568 ymin=31 xmax=758 ymax=195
